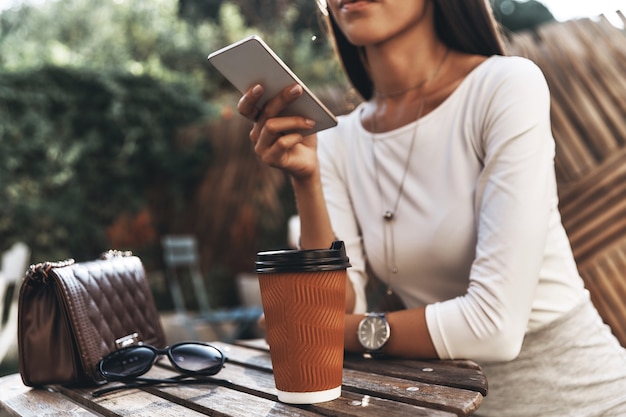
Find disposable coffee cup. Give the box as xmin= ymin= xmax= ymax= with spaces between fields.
xmin=256 ymin=240 xmax=350 ymax=404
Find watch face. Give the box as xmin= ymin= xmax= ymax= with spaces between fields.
xmin=358 ymin=315 xmax=390 ymax=351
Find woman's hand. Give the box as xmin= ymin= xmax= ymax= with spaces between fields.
xmin=238 ymin=83 xmax=319 ymax=179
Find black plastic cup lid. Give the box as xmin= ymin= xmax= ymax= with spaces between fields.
xmin=256 ymin=241 xmax=351 ymax=273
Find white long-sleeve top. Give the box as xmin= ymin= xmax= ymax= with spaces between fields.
xmin=317 ymin=56 xmax=587 ymax=362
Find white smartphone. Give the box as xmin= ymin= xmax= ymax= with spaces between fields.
xmin=208 ymin=35 xmax=338 ymax=136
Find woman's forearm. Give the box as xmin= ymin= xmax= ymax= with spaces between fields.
xmin=291 ymin=168 xmax=357 ymax=313
xmin=291 ymin=169 xmax=335 ymax=250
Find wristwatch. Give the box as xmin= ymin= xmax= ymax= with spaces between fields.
xmin=357 ymin=312 xmax=390 ymax=356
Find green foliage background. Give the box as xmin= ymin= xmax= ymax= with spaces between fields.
xmin=0 ymin=66 xmax=212 ymax=263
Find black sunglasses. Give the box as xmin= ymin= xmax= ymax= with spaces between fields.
xmin=93 ymin=342 xmax=227 ymax=397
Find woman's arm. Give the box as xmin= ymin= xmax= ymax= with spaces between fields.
xmin=291 ymin=172 xmax=335 ymax=250
xmin=425 ymin=58 xmax=555 ymax=361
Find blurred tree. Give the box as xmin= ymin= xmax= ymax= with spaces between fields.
xmin=179 ymin=0 xmax=320 ymax=34
xmin=0 ymin=0 xmax=231 ymax=97
xmin=0 ymin=66 xmax=213 ymax=264
xmin=491 ymin=0 xmax=555 ymax=32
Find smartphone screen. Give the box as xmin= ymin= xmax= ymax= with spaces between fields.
xmin=208 ymin=35 xmax=338 ymax=135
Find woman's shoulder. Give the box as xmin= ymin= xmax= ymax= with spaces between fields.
xmin=457 ymin=54 xmax=550 ymax=110
xmin=474 ymin=54 xmax=546 ymax=85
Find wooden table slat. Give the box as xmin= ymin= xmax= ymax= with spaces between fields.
xmin=57 ymin=385 xmax=209 ymax=417
xmin=0 ymin=373 xmax=102 ymax=417
xmin=141 ymin=382 xmax=320 ymax=417
xmin=309 ymin=391 xmax=457 ymax=417
xmin=342 ymin=368 xmax=482 ymax=416
xmin=343 ymin=356 xmax=488 ymax=397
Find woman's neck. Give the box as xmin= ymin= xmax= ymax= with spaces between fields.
xmin=361 ymin=41 xmax=451 ymax=133
xmin=374 ymin=46 xmax=450 ymax=100
xmin=364 ymin=20 xmax=447 ymax=100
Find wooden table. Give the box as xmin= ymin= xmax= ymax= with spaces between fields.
xmin=0 ymin=340 xmax=487 ymax=416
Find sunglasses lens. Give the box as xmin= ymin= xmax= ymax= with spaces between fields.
xmin=100 ymin=346 xmax=155 ymax=379
xmin=170 ymin=343 xmax=224 ymax=373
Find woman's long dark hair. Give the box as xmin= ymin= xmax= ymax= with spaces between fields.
xmin=323 ymin=0 xmax=507 ymax=100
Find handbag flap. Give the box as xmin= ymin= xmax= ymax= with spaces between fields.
xmin=51 ymin=255 xmax=166 ymax=383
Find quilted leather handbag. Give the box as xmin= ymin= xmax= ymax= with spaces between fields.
xmin=18 ymin=250 xmax=166 ymax=387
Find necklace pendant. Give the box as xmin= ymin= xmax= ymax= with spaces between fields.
xmin=391 ymin=266 xmax=399 ymax=274
xmin=383 ymin=210 xmax=394 ymax=221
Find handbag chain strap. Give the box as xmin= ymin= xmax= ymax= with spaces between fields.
xmin=26 ymin=250 xmax=132 ymax=283
xmin=27 ymin=259 xmax=76 ymax=284
xmin=99 ymin=249 xmax=133 ymax=260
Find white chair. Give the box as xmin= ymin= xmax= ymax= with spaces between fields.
xmin=0 ymin=242 xmax=30 ymax=365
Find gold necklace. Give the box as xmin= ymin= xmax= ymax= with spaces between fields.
xmin=367 ymin=47 xmax=449 ymax=295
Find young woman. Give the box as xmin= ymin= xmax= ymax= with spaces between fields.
xmin=238 ymin=0 xmax=626 ymax=415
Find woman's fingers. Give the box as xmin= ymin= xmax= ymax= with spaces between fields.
xmin=257 ymin=132 xmax=304 ymax=166
xmin=237 ymin=84 xmax=264 ymax=121
xmin=250 ymin=85 xmax=303 ymax=140
xmin=238 ymin=83 xmax=302 ymax=122
xmin=254 ymin=115 xmax=315 ymax=147
xmin=259 ymin=84 xmax=303 ymax=121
